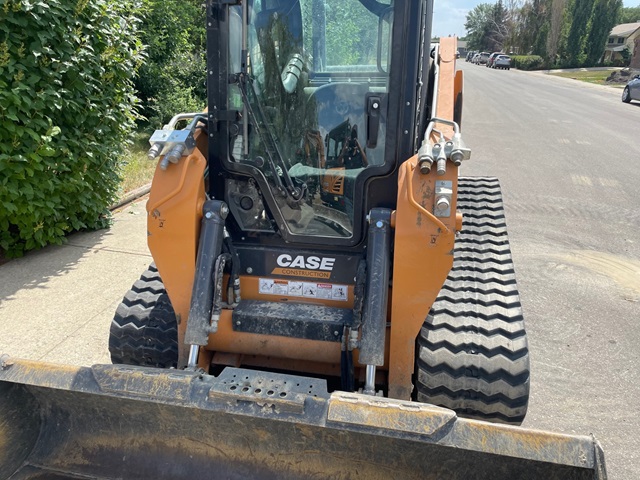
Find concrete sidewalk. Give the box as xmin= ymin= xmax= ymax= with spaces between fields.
xmin=0 ymin=198 xmax=151 ymax=366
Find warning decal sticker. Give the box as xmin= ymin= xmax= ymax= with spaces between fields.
xmin=259 ymin=278 xmax=348 ymax=302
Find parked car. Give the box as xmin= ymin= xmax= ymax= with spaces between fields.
xmin=622 ymin=74 xmax=640 ymax=103
xmin=477 ymin=52 xmax=490 ymax=65
xmin=493 ymin=55 xmax=511 ymax=70
xmin=486 ymin=52 xmax=501 ymax=68
xmin=471 ymin=53 xmax=481 ymax=64
xmin=466 ymin=51 xmax=475 ymax=62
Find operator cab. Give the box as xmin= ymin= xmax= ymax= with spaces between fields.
xmin=224 ymin=0 xmax=394 ymax=240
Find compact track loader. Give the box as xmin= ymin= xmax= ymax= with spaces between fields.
xmin=1 ymin=1 xmax=607 ymax=478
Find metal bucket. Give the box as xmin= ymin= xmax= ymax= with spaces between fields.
xmin=0 ymin=358 xmax=606 ymax=480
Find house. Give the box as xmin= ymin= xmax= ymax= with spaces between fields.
xmin=457 ymin=40 xmax=468 ymax=57
xmin=431 ymin=38 xmax=467 ymax=57
xmin=603 ymin=22 xmax=640 ymax=63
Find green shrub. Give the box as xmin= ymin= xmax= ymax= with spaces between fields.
xmin=604 ymin=58 xmax=627 ymax=68
xmin=0 ymin=0 xmax=143 ymax=257
xmin=134 ymin=0 xmax=206 ymax=127
xmin=511 ymin=55 xmax=545 ymax=70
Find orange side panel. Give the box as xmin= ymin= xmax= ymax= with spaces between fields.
xmin=387 ymin=36 xmax=459 ymax=400
xmin=146 ymin=133 xmax=207 ymax=367
xmin=454 ymin=69 xmax=464 ymax=105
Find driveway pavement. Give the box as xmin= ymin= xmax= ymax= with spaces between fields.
xmin=0 ymin=199 xmax=151 ymax=366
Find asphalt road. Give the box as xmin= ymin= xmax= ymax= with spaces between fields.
xmin=459 ymin=62 xmax=640 ymax=480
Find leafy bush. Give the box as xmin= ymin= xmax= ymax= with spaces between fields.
xmin=134 ymin=0 xmax=206 ymax=127
xmin=604 ymin=58 xmax=628 ymax=68
xmin=511 ymin=55 xmax=545 ymax=70
xmin=0 ymin=0 xmax=143 ymax=257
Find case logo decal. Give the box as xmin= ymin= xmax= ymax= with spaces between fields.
xmin=272 ymin=254 xmax=336 ymax=279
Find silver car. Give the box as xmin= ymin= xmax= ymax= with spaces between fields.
xmin=493 ymin=55 xmax=511 ymax=70
xmin=476 ymin=52 xmax=490 ymax=65
xmin=622 ymin=75 xmax=640 ymax=103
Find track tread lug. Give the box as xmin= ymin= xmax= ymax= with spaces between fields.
xmin=109 ymin=264 xmax=178 ymax=368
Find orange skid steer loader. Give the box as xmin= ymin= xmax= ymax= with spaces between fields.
xmin=1 ymin=1 xmax=607 ymax=478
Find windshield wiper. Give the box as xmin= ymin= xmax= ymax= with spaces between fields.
xmin=234 ymin=73 xmax=306 ymax=204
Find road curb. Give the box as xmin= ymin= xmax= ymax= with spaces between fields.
xmin=110 ymin=184 xmax=151 ymax=211
xmin=508 ymin=67 xmax=626 ymax=93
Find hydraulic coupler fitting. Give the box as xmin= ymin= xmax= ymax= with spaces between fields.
xmin=147 ymin=124 xmax=170 ymax=160
xmin=417 ymin=141 xmax=434 ymax=175
xmin=450 ymin=132 xmax=471 ymax=166
xmin=147 ymin=142 xmax=163 ymax=161
xmin=160 ymin=144 xmax=187 ymax=170
xmin=436 ymin=142 xmax=448 ymax=176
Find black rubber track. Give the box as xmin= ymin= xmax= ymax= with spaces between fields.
xmin=415 ymin=177 xmax=530 ymax=425
xmin=109 ymin=264 xmax=179 ymax=368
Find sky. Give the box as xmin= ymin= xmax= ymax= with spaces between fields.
xmin=432 ymin=0 xmax=639 ymax=38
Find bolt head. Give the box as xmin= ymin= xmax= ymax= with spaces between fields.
xmin=205 ymin=211 xmax=213 ymax=219
xmin=435 ymin=197 xmax=450 ymax=211
xmin=246 ymin=267 xmax=253 ymax=274
xmin=376 ymin=221 xmax=384 ymax=228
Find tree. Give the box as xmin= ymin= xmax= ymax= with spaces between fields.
xmin=566 ymin=0 xmax=596 ymax=65
xmin=516 ymin=0 xmax=549 ymax=54
xmin=584 ymin=0 xmax=622 ymax=65
xmin=547 ymin=0 xmax=569 ymax=62
xmin=465 ymin=3 xmax=496 ymax=50
xmin=618 ymin=5 xmax=640 ymax=23
xmin=134 ymin=0 xmax=206 ymax=127
xmin=488 ymin=0 xmax=509 ymax=50
xmin=464 ymin=2 xmax=509 ymax=51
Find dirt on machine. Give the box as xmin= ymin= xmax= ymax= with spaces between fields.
xmin=1 ymin=1 xmax=607 ymax=479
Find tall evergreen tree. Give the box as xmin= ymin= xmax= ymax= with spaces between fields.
xmin=585 ymin=0 xmax=623 ymax=65
xmin=566 ymin=0 xmax=596 ymax=65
